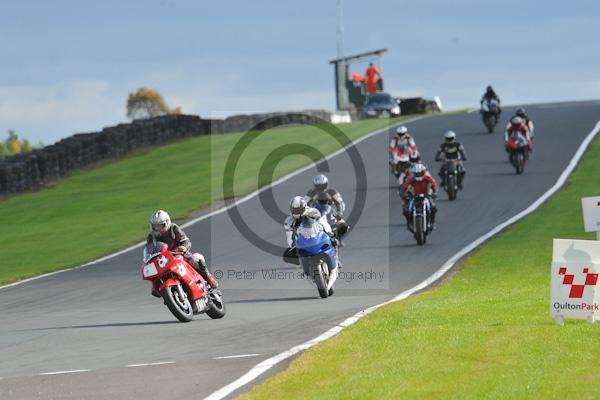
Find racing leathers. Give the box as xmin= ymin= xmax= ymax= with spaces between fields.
xmin=305 ymin=187 xmax=349 ymax=240
xmin=480 ymin=90 xmax=501 ymax=110
xmin=400 ymin=174 xmax=438 ymax=230
xmin=506 ymin=114 xmax=535 ymax=140
xmin=504 ymin=123 xmax=532 ymax=152
xmin=389 ymin=134 xmax=417 ymax=182
xmin=435 ymin=141 xmax=467 ymax=189
xmin=389 ymin=133 xmax=418 ymax=156
xmin=146 ymin=224 xmax=218 ymax=289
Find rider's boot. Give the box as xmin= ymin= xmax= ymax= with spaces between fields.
xmin=403 ymin=209 xmax=413 ymax=232
xmin=429 ymin=208 xmax=437 ymax=230
xmin=191 ymin=255 xmax=219 ymax=289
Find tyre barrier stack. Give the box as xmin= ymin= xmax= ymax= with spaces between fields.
xmin=0 ymin=110 xmax=334 ymax=196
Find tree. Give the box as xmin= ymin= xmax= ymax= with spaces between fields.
xmin=22 ymin=139 xmax=32 ymax=153
xmin=6 ymin=129 xmax=21 ymax=154
xmin=0 ymin=130 xmax=37 ymax=159
xmin=126 ymin=87 xmax=180 ymax=120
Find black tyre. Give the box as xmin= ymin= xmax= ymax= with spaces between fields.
xmin=516 ymin=153 xmax=524 ymax=174
xmin=447 ymin=176 xmax=457 ymax=201
xmin=415 ymin=216 xmax=426 ymax=246
xmin=313 ymin=263 xmax=329 ymax=299
xmin=161 ymin=285 xmax=193 ymax=322
xmin=206 ymin=290 xmax=226 ymax=319
xmin=484 ymin=115 xmax=496 ymax=133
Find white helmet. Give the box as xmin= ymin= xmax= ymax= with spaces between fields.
xmin=313 ymin=174 xmax=328 ymax=192
xmin=511 ymin=116 xmax=523 ymax=127
xmin=444 ymin=130 xmax=456 ymax=142
xmin=396 ymin=126 xmax=408 ymax=136
xmin=411 ymin=163 xmax=427 ymax=182
xmin=150 ymin=210 xmax=171 ymax=236
xmin=290 ymin=196 xmax=307 ymax=219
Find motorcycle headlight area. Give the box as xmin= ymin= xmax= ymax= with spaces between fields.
xmin=143 ymin=262 xmax=158 ymax=277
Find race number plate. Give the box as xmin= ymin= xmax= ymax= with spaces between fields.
xmin=143 ymin=263 xmax=158 ymax=277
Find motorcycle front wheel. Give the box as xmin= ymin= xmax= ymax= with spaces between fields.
xmin=161 ymin=284 xmax=194 ymax=322
xmin=415 ymin=216 xmax=426 ymax=246
xmin=313 ymin=262 xmax=329 ymax=299
xmin=447 ymin=175 xmax=457 ymax=201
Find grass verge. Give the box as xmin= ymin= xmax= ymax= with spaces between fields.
xmin=1 ymin=116 xmax=417 ymax=285
xmin=239 ymin=132 xmax=600 ymax=398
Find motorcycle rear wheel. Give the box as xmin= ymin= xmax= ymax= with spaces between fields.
xmin=161 ymin=285 xmax=194 ymax=322
xmin=206 ymin=290 xmax=226 ymax=319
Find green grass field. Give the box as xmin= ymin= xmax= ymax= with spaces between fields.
xmin=240 ymin=134 xmax=600 ymax=399
xmin=0 ymin=116 xmax=414 ymax=284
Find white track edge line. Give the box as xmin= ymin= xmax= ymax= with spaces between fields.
xmin=40 ymin=369 xmax=90 ymax=376
xmin=203 ymin=119 xmax=600 ymax=400
xmin=213 ymin=354 xmax=261 ymax=360
xmin=126 ymin=361 xmax=175 ymax=367
xmin=0 ymin=117 xmax=423 ymax=291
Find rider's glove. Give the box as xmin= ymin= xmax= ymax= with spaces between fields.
xmin=173 ymin=246 xmax=187 ymax=254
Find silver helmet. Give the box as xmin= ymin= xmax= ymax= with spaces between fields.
xmin=444 ymin=130 xmax=456 ymax=142
xmin=149 ymin=209 xmax=171 ymax=236
xmin=313 ymin=174 xmax=328 ymax=192
xmin=290 ymin=196 xmax=307 ymax=219
xmin=396 ymin=125 xmax=408 ymax=137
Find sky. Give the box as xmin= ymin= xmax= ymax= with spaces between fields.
xmin=0 ymin=0 xmax=599 ymax=144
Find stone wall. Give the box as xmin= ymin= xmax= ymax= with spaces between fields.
xmin=0 ymin=111 xmax=335 ymax=196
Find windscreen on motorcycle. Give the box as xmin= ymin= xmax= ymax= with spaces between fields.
xmin=297 ymin=218 xmax=322 ymax=239
xmin=143 ymin=241 xmax=167 ymax=263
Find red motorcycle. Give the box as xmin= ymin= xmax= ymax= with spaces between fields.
xmin=389 ymin=145 xmax=412 ymax=181
xmin=506 ymin=132 xmax=531 ymax=175
xmin=141 ymin=241 xmax=226 ymax=322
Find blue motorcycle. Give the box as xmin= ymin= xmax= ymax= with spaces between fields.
xmin=295 ymin=218 xmax=339 ymax=298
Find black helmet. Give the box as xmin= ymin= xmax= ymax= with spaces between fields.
xmin=516 ymin=108 xmax=526 ymax=118
xmin=486 ymin=85 xmax=493 ymax=92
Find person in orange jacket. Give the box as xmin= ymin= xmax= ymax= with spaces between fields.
xmin=364 ymin=62 xmax=382 ymax=94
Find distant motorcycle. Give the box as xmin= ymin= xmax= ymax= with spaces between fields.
xmin=295 ymin=218 xmax=339 ymax=298
xmin=442 ymin=159 xmax=461 ymax=200
xmin=407 ymin=194 xmax=433 ymax=245
xmin=389 ymin=145 xmax=411 ymax=181
xmin=481 ymin=99 xmax=500 ymax=133
xmin=141 ymin=241 xmax=226 ymax=322
xmin=506 ymin=133 xmax=531 ymax=174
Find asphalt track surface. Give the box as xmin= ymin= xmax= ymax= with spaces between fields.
xmin=1 ymin=101 xmax=599 ymax=399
